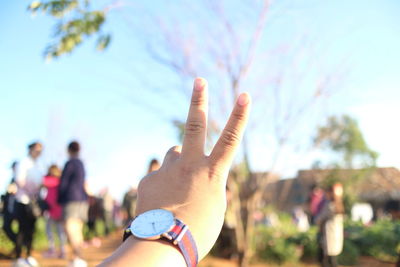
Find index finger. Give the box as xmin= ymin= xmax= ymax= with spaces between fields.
xmin=209 ymin=93 xmax=251 ymax=170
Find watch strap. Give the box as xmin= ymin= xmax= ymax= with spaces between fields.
xmin=163 ymin=219 xmax=198 ymax=267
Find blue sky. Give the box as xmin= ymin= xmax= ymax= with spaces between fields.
xmin=1 ymin=0 xmax=400 ymax=200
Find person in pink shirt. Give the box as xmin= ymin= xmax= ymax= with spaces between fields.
xmin=42 ymin=165 xmax=66 ymax=258
xmin=309 ymin=184 xmax=325 ymax=225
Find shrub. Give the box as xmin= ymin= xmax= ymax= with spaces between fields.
xmin=288 ymin=227 xmax=319 ymax=259
xmin=255 ymin=213 xmax=303 ymax=264
xmin=349 ymin=219 xmax=400 ymax=262
xmin=338 ymin=239 xmax=359 ymax=266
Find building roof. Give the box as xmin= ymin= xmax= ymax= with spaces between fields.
xmin=264 ymin=167 xmax=400 ymax=211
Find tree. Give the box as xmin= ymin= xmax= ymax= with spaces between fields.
xmin=30 ymin=1 xmax=346 ymax=266
xmin=28 ymin=0 xmax=112 ymax=59
xmin=314 ymin=114 xmax=378 ymax=213
xmin=314 ymin=114 xmax=378 ymax=168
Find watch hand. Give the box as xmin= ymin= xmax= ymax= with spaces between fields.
xmin=152 ymin=222 xmax=156 ymax=231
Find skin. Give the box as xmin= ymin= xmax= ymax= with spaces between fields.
xmin=99 ymin=77 xmax=251 ymax=267
xmin=29 ymin=143 xmax=42 ymax=160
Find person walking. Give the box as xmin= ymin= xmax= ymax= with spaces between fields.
xmin=58 ymin=141 xmax=89 ymax=267
xmin=316 ymin=183 xmax=344 ymax=267
xmin=99 ymin=188 xmax=114 ymax=235
xmin=122 ymin=186 xmax=137 ymax=225
xmin=1 ymin=161 xmax=18 ymax=256
xmin=14 ymin=142 xmax=44 ymax=267
xmin=42 ymin=164 xmax=67 ymax=258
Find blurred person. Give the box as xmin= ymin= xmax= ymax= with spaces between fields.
xmin=147 ymin=158 xmax=160 ymax=173
xmin=122 ymin=159 xmax=160 ymax=225
xmin=13 ymin=142 xmax=44 ymax=267
xmin=122 ymin=186 xmax=137 ymax=225
xmin=99 ymin=188 xmax=114 ymax=235
xmin=292 ymin=206 xmax=310 ymax=232
xmin=112 ymin=200 xmax=123 ymax=228
xmin=42 ymin=165 xmax=66 ymax=258
xmin=1 ymin=161 xmax=18 ymax=256
xmin=86 ymin=194 xmax=103 ymax=247
xmin=214 ymin=186 xmax=238 ymax=259
xmin=316 ymin=183 xmax=344 ymax=267
xmin=99 ymin=78 xmax=250 ymax=266
xmin=58 ymin=141 xmax=89 ymax=267
xmin=351 ymin=202 xmax=373 ymax=225
xmin=309 ymin=184 xmax=325 ymax=225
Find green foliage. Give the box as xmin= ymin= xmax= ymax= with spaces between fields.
xmin=315 ymin=115 xmax=378 ymax=168
xmin=346 ymin=219 xmax=400 ymax=262
xmin=254 ymin=213 xmax=303 ymax=264
xmin=28 ymin=0 xmax=111 ymax=59
xmin=338 ymin=239 xmax=360 ymax=266
xmin=253 ymin=214 xmax=400 ymax=265
xmin=287 ymin=227 xmax=319 ymax=259
xmin=29 ymin=0 xmax=79 ymax=18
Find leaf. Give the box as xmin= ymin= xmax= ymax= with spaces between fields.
xmin=96 ymin=34 xmax=111 ymax=51
xmin=29 ymin=1 xmax=42 ymax=10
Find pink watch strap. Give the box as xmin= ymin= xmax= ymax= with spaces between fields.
xmin=165 ymin=219 xmax=198 ymax=267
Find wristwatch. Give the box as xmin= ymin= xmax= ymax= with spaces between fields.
xmin=123 ymin=209 xmax=198 ymax=267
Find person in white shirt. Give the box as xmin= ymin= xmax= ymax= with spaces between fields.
xmin=13 ymin=142 xmax=44 ymax=267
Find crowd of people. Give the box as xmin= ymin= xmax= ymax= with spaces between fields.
xmin=1 ymin=141 xmax=90 ymax=267
xmin=0 ymin=141 xmax=150 ymax=267
xmin=0 ymin=144 xmax=345 ymax=267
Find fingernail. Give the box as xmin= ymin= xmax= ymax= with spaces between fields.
xmin=194 ymin=78 xmax=206 ymax=91
xmin=237 ymin=93 xmax=250 ymax=106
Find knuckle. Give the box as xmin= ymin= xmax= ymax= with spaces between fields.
xmin=208 ymin=165 xmax=224 ymax=179
xmin=177 ymin=164 xmax=195 ymax=179
xmin=185 ymin=120 xmax=205 ymax=135
xmin=221 ymin=128 xmax=240 ymax=147
xmin=232 ymin=110 xmax=246 ymax=122
xmin=191 ymin=96 xmax=205 ymax=107
xmin=167 ymin=145 xmax=181 ymax=155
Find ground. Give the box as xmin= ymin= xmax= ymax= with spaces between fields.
xmin=0 ymin=231 xmax=394 ymax=267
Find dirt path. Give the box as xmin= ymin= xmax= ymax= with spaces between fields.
xmin=0 ymin=231 xmax=394 ymax=267
xmin=0 ymin=231 xmax=120 ymax=267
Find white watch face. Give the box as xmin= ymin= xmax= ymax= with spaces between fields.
xmin=130 ymin=209 xmax=175 ymax=239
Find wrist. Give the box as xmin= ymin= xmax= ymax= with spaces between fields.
xmin=99 ymin=236 xmax=186 ymax=267
xmin=123 ymin=209 xmax=198 ymax=267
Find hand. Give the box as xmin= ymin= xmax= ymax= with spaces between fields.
xmin=136 ymin=77 xmax=251 ymax=259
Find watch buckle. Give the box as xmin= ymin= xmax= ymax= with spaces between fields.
xmin=162 ymin=232 xmax=173 ymax=240
xmin=173 ymin=225 xmax=188 ymax=245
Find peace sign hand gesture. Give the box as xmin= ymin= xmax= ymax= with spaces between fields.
xmin=136 ymin=78 xmax=251 ymax=259
xmin=100 ymin=78 xmax=250 ymax=267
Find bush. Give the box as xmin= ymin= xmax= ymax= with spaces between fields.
xmin=255 ymin=213 xmax=303 ymax=264
xmin=338 ymin=239 xmax=359 ymax=266
xmin=288 ymin=227 xmax=319 ymax=259
xmin=257 ymin=234 xmax=301 ymax=264
xmin=348 ymin=219 xmax=400 ymax=262
xmin=252 ymin=213 xmax=400 ymax=265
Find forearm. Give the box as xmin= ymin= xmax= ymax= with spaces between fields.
xmin=98 ymin=236 xmax=186 ymax=267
